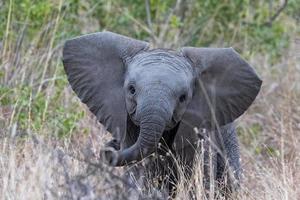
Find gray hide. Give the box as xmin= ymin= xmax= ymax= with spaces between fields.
xmin=62 ymin=31 xmax=262 ymax=195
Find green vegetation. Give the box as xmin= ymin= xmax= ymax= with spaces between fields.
xmin=1 ymin=0 xmax=299 ymax=137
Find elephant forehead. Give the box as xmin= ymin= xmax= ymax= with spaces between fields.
xmin=127 ymin=64 xmax=193 ymax=89
xmin=128 ymin=49 xmax=192 ymax=74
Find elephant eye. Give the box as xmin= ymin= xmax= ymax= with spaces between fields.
xmin=128 ymin=85 xmax=136 ymax=95
xmin=179 ymin=94 xmax=186 ymax=103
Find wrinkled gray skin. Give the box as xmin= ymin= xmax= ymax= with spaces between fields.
xmin=62 ymin=31 xmax=262 ymax=196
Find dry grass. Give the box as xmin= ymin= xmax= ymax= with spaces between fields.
xmin=0 ymin=2 xmax=300 ymax=199
xmin=1 ymin=41 xmax=299 ymax=199
xmin=236 ymin=40 xmax=300 ymax=200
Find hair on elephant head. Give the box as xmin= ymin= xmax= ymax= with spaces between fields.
xmin=62 ymin=31 xmax=262 ymax=167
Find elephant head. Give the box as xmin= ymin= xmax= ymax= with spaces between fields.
xmin=62 ymin=31 xmax=262 ymax=167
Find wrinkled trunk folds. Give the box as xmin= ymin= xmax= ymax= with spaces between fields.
xmin=106 ymin=97 xmax=171 ymax=166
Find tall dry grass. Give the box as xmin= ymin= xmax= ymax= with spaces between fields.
xmin=235 ymin=40 xmax=300 ymax=200
xmin=1 ymin=38 xmax=299 ymax=199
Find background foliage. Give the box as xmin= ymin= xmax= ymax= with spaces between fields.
xmin=0 ymin=0 xmax=299 ymax=137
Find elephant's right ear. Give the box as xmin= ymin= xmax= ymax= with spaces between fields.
xmin=62 ymin=32 xmax=149 ymax=136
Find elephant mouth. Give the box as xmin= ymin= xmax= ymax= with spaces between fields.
xmin=128 ymin=116 xmax=180 ymax=152
xmin=129 ymin=113 xmax=140 ymax=126
xmin=165 ymin=116 xmax=178 ymax=130
xmin=130 ymin=113 xmax=178 ymax=131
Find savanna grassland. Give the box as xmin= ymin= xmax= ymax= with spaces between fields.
xmin=0 ymin=0 xmax=299 ymax=199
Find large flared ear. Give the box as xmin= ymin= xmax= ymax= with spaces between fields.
xmin=181 ymin=47 xmax=262 ymax=129
xmin=62 ymin=31 xmax=149 ymax=137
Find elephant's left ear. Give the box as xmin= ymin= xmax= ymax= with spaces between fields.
xmin=181 ymin=47 xmax=262 ymax=128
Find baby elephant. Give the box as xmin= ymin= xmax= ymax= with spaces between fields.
xmin=62 ymin=31 xmax=262 ymax=197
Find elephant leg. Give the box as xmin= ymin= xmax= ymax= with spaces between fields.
xmin=215 ymin=123 xmax=241 ymax=194
xmin=122 ymin=120 xmax=179 ymax=198
xmin=127 ymin=124 xmax=181 ymax=198
xmin=123 ymin=121 xmax=182 ymax=198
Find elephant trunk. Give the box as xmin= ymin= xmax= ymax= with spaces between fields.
xmin=104 ymin=97 xmax=171 ymax=166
